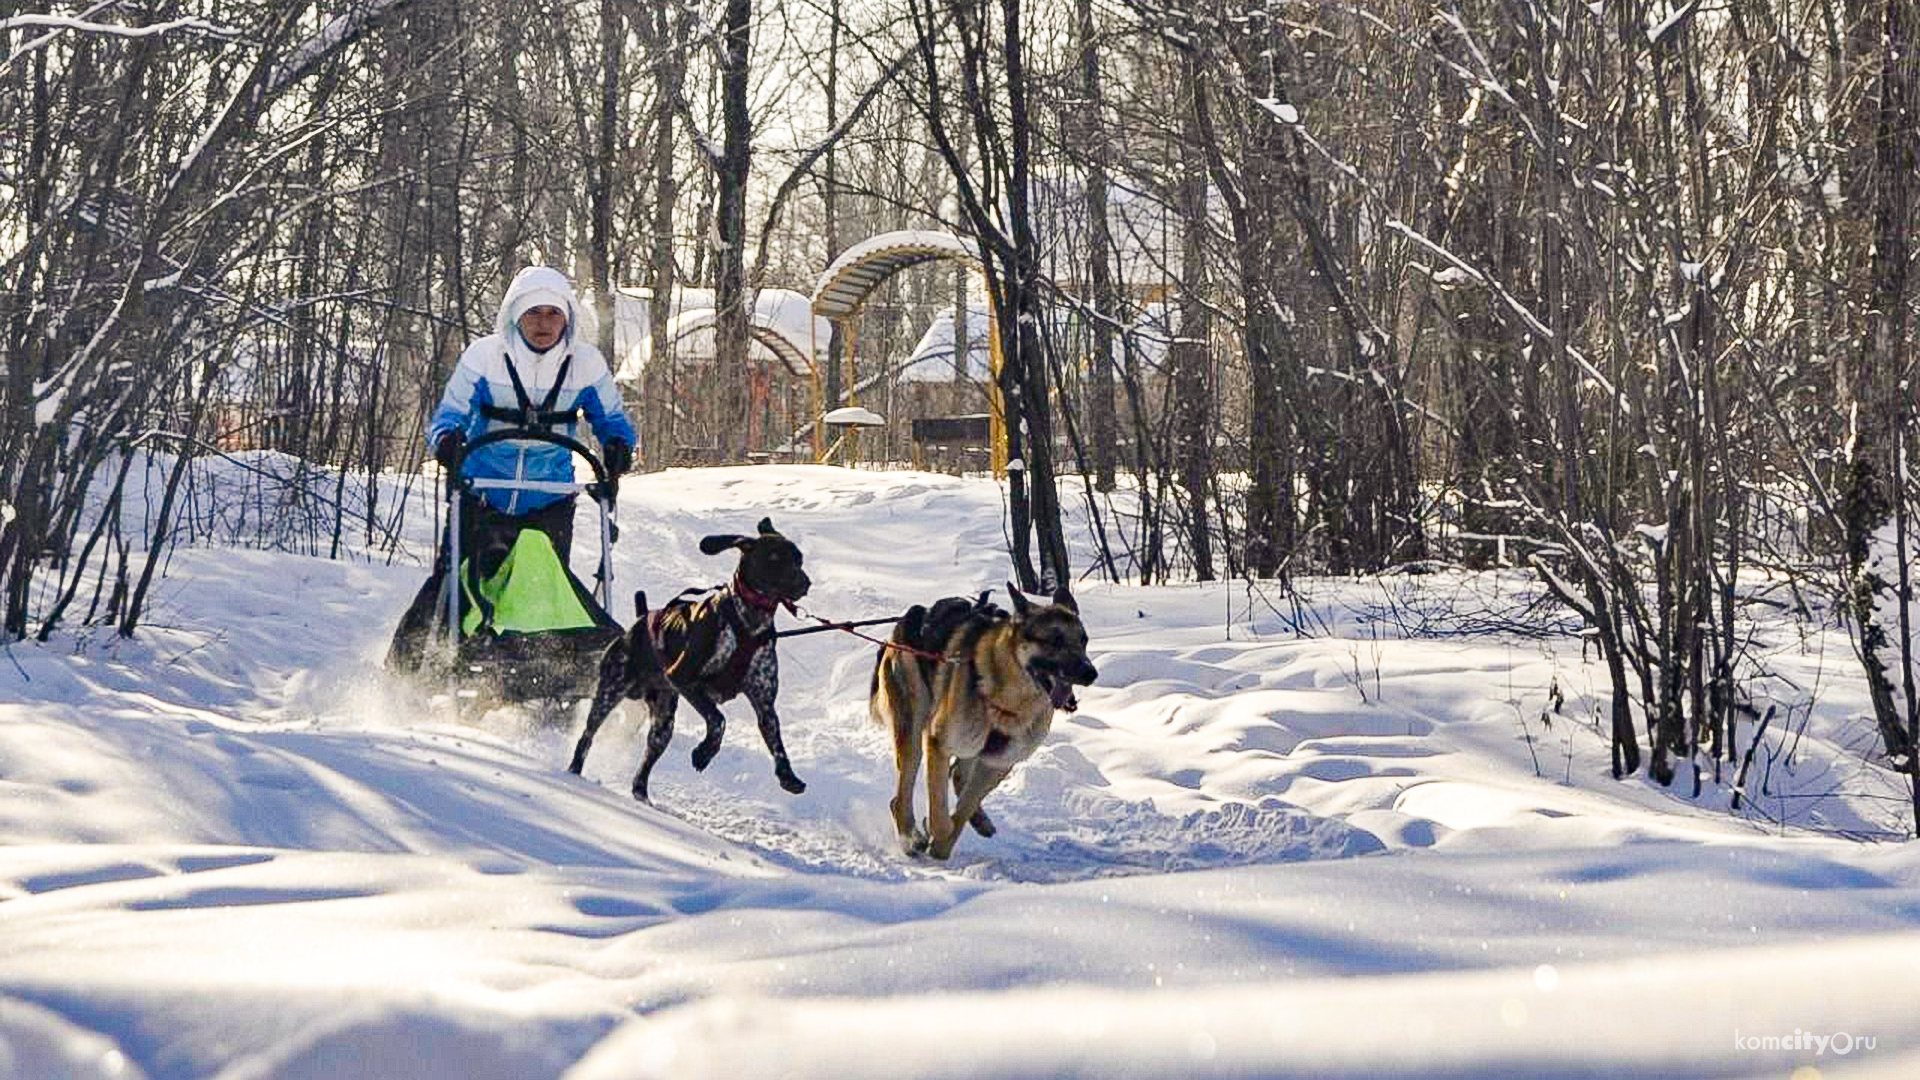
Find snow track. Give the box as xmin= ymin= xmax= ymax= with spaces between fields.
xmin=6 ymin=464 xmax=1917 ymax=1079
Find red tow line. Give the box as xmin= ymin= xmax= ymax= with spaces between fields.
xmin=783 ymin=605 xmax=952 ymax=663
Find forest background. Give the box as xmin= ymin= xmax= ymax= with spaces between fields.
xmin=3 ymin=0 xmax=1919 ymax=823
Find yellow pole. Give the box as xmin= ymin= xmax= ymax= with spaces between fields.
xmin=845 ymin=319 xmax=861 ymax=466
xmin=810 ymin=315 xmax=824 ymax=460
xmin=986 ymin=283 xmax=1007 ymax=478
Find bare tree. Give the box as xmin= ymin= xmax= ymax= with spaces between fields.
xmin=1 ymin=2 xmax=425 ymax=640
xmin=907 ymin=0 xmax=1070 ymax=590
xmin=1839 ymin=0 xmax=1920 ymax=815
xmin=1076 ymin=0 xmax=1118 ymax=494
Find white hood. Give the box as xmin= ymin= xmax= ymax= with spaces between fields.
xmin=497 ymin=266 xmax=582 ymax=370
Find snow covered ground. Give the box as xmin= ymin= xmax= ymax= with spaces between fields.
xmin=2 ymin=462 xmax=1916 ymax=1079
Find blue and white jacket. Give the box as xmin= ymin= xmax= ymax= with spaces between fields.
xmin=427 ymin=267 xmax=637 ymax=515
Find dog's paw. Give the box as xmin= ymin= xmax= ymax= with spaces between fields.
xmin=775 ymin=768 xmax=807 ymax=795
xmin=630 ymin=779 xmax=651 ymax=803
xmin=968 ymin=808 xmax=996 ymax=837
xmin=689 ymin=740 xmax=721 ymax=771
xmin=919 ymin=820 xmax=959 ymax=860
xmin=900 ymin=827 xmax=930 ymax=857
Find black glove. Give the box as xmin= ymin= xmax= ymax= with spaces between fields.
xmin=602 ymin=439 xmax=632 ymax=477
xmin=434 ymin=430 xmax=466 ymax=470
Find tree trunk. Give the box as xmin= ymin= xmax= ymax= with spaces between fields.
xmin=1191 ymin=26 xmax=1293 ymax=578
xmin=1173 ymin=51 xmax=1215 ymax=581
xmin=1844 ymin=0 xmax=1920 ymax=777
xmin=823 ymin=0 xmax=845 ymax=419
xmin=591 ymin=0 xmax=623 ymax=377
xmin=713 ymin=0 xmax=755 ymax=460
xmin=1077 ymin=0 xmax=1116 ymax=493
xmin=637 ymin=1 xmax=688 ymax=466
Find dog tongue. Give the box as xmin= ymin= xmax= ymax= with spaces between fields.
xmin=1048 ymin=679 xmax=1078 ymax=712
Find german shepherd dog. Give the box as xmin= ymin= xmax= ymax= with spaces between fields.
xmin=569 ymin=518 xmax=810 ymax=801
xmin=870 ymin=583 xmax=1098 ymax=859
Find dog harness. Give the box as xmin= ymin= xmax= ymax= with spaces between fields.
xmin=714 ymin=590 xmax=774 ymax=694
xmin=646 ymin=581 xmax=777 ymax=701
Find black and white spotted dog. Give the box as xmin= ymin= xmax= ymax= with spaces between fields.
xmin=568 ymin=517 xmax=810 ymax=802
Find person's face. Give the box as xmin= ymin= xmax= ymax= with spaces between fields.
xmin=519 ymin=305 xmax=567 ymax=350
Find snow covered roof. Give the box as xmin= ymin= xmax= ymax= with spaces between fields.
xmin=821 ymin=405 xmax=885 ymax=426
xmin=665 ymin=308 xmax=813 ymax=377
xmin=200 ymin=334 xmax=378 ymax=403
xmin=612 ymin=287 xmax=827 ymax=379
xmin=1027 ymin=175 xmax=1216 ymax=289
xmin=806 ymin=187 xmax=1198 ymax=332
xmin=890 ymin=299 xmax=1171 ymax=385
xmin=812 ymin=231 xmax=979 ymax=320
xmin=898 ymin=305 xmax=994 ymax=384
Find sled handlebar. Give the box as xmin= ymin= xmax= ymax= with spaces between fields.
xmin=448 ymin=426 xmax=619 ymax=504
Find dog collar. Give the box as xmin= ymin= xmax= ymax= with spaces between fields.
xmin=731 ymin=571 xmax=793 ymax=615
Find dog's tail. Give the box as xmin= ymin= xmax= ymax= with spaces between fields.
xmin=869 ymin=604 xmax=930 ymax=725
xmin=870 ymin=605 xmax=927 ymax=693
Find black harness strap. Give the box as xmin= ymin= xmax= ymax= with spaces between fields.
xmin=480 ymin=404 xmax=579 ymax=427
xmin=481 ymin=352 xmax=576 ymax=429
xmin=646 ymin=586 xmax=770 ymax=700
xmin=717 ymin=593 xmax=774 ymax=691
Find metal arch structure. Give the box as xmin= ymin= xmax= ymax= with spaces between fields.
xmin=812 ymin=231 xmax=980 ymax=320
xmin=808 ymin=231 xmax=1005 ymax=470
xmin=660 ymin=306 xmax=818 ymax=461
xmin=663 ymin=308 xmax=815 ymax=377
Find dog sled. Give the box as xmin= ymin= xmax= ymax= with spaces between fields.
xmin=389 ymin=427 xmax=624 ymax=709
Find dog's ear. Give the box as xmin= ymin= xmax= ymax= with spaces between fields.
xmin=757 ymin=517 xmax=776 ymax=535
xmin=1050 ymin=585 xmax=1078 ymax=613
xmin=1006 ymin=581 xmax=1034 ymax=617
xmin=700 ymin=533 xmax=750 ymax=556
